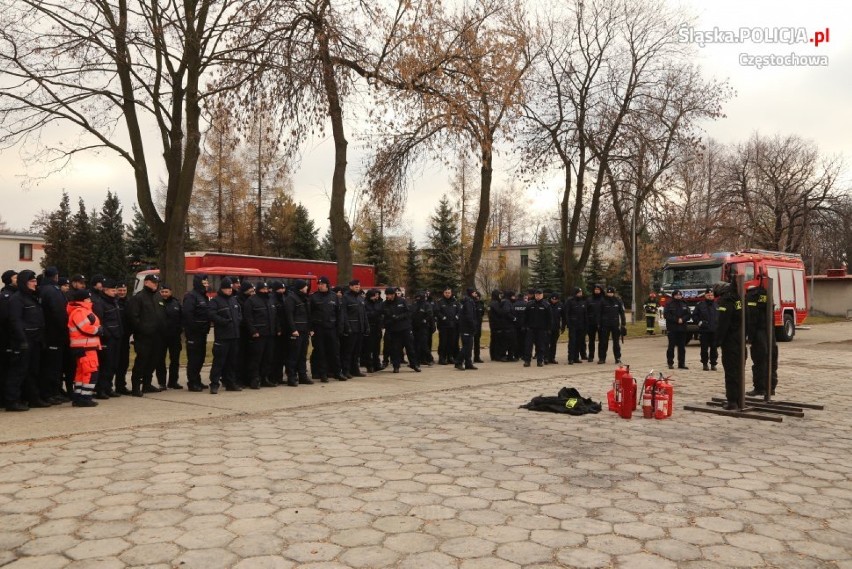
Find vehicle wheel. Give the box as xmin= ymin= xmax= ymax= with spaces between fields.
xmin=776 ymin=313 xmax=795 ymax=342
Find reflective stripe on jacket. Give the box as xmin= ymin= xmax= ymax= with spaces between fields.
xmin=67 ymin=302 xmax=101 ymax=349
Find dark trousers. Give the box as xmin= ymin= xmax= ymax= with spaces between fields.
xmin=438 ymin=328 xmax=458 ymax=363
xmin=645 ymin=315 xmax=656 ymax=333
xmin=514 ymin=327 xmax=526 ymax=359
xmin=598 ymin=326 xmax=621 ymax=361
xmin=39 ymin=344 xmax=64 ymax=399
xmin=548 ymin=330 xmax=560 ymax=362
xmin=5 ymin=344 xmax=41 ymax=405
xmin=96 ymin=342 xmax=119 ymax=392
xmin=132 ymin=335 xmax=163 ymax=389
xmin=185 ymin=332 xmax=208 ymax=388
xmin=473 ymin=330 xmax=482 ymax=361
xmin=524 ymin=328 xmax=549 ymax=363
xmin=587 ymin=328 xmax=599 ymax=360
xmin=311 ymin=328 xmax=340 ymax=378
xmin=210 ymin=339 xmax=238 ymax=388
xmin=285 ymin=333 xmax=309 ymax=380
xmin=156 ymin=335 xmax=182 ymax=386
xmin=388 ymin=330 xmax=418 ymax=369
xmin=568 ymin=327 xmax=585 ymax=362
xmin=721 ymin=340 xmax=743 ymax=403
xmin=489 ymin=328 xmax=503 ymax=361
xmin=0 ymin=346 xmax=9 ymax=405
xmin=362 ymin=329 xmax=382 ymax=369
xmin=699 ymin=332 xmax=718 ymax=366
xmin=455 ymin=331 xmax=473 ymax=367
xmin=247 ymin=335 xmax=273 ymax=383
xmin=116 ymin=336 xmax=130 ymax=390
xmin=667 ymin=330 xmax=687 ymax=367
xmin=341 ymin=333 xmax=364 ymax=374
xmin=414 ymin=327 xmax=432 ymax=364
xmin=63 ymin=343 xmax=77 ymax=395
xmin=750 ymin=330 xmax=778 ymax=391
xmin=273 ymin=334 xmax=288 ymax=382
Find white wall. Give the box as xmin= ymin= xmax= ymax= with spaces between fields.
xmin=0 ymin=235 xmax=45 ymax=273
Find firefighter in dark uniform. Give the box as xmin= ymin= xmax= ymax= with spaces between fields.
xmin=183 ymin=274 xmax=211 ymax=392
xmin=38 ymin=267 xmax=68 ymax=403
xmin=513 ymin=291 xmax=528 ymax=360
xmin=309 ymin=276 xmax=344 ymax=382
xmin=271 ymin=282 xmax=288 ymax=384
xmin=383 ymin=287 xmax=420 ymax=373
xmin=341 ymin=280 xmax=369 ymax=378
xmin=127 ymin=274 xmax=167 ymax=396
xmin=565 ymin=287 xmax=587 ymax=365
xmin=546 ymin=293 xmax=563 ymax=364
xmin=412 ymin=291 xmax=434 ymax=366
xmin=488 ymin=290 xmax=509 ymax=361
xmin=746 ymin=281 xmax=778 ymax=396
xmin=283 ymin=279 xmax=311 ymax=385
xmin=436 ymin=287 xmax=460 ymax=365
xmin=208 ymin=278 xmax=243 ymax=393
xmin=0 ymin=270 xmax=18 ymax=407
xmin=500 ymin=291 xmax=518 ymax=360
xmin=714 ymin=281 xmax=744 ymax=410
xmin=94 ymin=279 xmax=122 ymax=398
xmin=5 ymin=270 xmax=50 ymax=411
xmin=472 ymin=290 xmax=485 ymax=363
xmin=694 ymin=288 xmax=719 ymax=371
xmin=523 ymin=289 xmax=552 ymax=367
xmin=664 ymin=289 xmax=691 ymax=369
xmin=454 ymin=288 xmax=477 ymax=371
xmin=156 ymin=283 xmax=183 ymax=389
xmin=598 ymin=286 xmax=626 ymax=364
xmin=236 ymin=280 xmax=255 ymax=386
xmin=114 ymin=281 xmax=132 ymax=395
xmin=643 ymin=292 xmax=658 ymax=335
xmin=244 ymin=281 xmax=277 ymax=388
xmin=585 ymin=285 xmax=604 ymax=362
xmin=363 ymin=289 xmax=384 ymax=372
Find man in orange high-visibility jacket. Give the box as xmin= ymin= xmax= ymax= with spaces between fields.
xmin=66 ymin=289 xmax=102 ymax=407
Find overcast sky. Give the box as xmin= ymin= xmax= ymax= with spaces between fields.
xmin=1 ymin=0 xmax=849 ymax=244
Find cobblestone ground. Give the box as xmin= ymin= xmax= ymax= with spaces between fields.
xmin=1 ymin=324 xmax=851 ymax=568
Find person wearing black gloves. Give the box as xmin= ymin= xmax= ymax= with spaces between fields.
xmin=694 ymin=288 xmax=719 ymax=372
xmin=745 ymin=280 xmax=779 ymax=396
xmin=597 ymin=286 xmax=626 ymax=365
xmin=523 ymin=289 xmax=552 ymax=368
xmin=38 ymin=266 xmax=68 ymax=403
xmin=156 ymin=283 xmax=183 ymax=390
xmin=244 ymin=281 xmax=277 ymax=389
xmin=435 ymin=287 xmax=460 ymax=365
xmin=0 ymin=270 xmax=18 ymax=407
xmin=487 ymin=290 xmax=510 ymax=361
xmin=182 ymin=274 xmax=211 ymax=392
xmin=472 ymin=290 xmax=485 ymax=363
xmin=454 ymin=288 xmax=478 ymax=371
xmin=546 ymin=293 xmax=563 ymax=364
xmin=663 ymin=289 xmax=691 ymax=369
xmin=127 ymin=274 xmax=167 ymax=396
xmin=714 ymin=281 xmax=744 ymax=410
xmin=283 ymin=279 xmax=312 ymax=385
xmin=383 ymin=287 xmax=420 ymax=373
xmin=5 ymin=270 xmax=50 ymax=411
xmin=309 ymin=276 xmax=344 ymax=382
xmin=412 ymin=291 xmax=435 ymax=366
xmin=66 ymin=289 xmax=102 ymax=407
xmin=363 ymin=289 xmax=384 ymax=372
xmin=565 ymin=287 xmax=588 ymax=365
xmin=94 ymin=279 xmax=123 ymax=399
xmin=207 ymin=278 xmax=243 ymax=394
xmin=341 ymin=280 xmax=370 ymax=379
xmin=585 ymin=285 xmax=604 ymax=362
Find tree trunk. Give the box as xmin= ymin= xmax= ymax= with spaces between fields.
xmin=559 ymin=167 xmax=572 ymax=295
xmin=318 ymin=24 xmax=353 ymax=285
xmin=463 ymin=140 xmax=493 ymax=288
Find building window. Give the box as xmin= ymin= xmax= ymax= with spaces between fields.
xmin=19 ymin=243 xmax=33 ymax=261
xmin=520 ymin=249 xmax=529 ymax=268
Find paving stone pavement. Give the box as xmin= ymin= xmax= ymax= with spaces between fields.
xmin=1 ymin=322 xmax=851 ymax=568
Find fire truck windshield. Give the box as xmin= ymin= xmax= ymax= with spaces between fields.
xmin=662 ymin=265 xmax=722 ymax=290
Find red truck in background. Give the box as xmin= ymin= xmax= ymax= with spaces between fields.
xmin=657 ymin=249 xmax=808 ymax=342
xmin=134 ymin=251 xmax=377 ymax=295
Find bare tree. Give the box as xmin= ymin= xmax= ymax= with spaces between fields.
xmin=0 ymin=1 xmax=270 ymax=294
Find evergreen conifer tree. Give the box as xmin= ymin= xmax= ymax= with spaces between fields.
xmin=529 ymin=227 xmax=558 ymax=291
xmin=425 ymin=196 xmax=461 ymax=292
xmin=319 ymin=227 xmax=337 ymax=261
xmin=364 ymin=219 xmax=389 ymax=284
xmin=67 ymin=198 xmax=95 ymax=276
xmin=405 ymin=238 xmax=421 ymax=294
xmin=94 ymin=191 xmax=128 ymax=279
xmin=39 ymin=191 xmax=72 ymax=274
xmin=127 ymin=206 xmax=159 ymax=272
xmin=584 ymin=244 xmax=606 ymax=291
xmin=290 ymin=204 xmax=320 ymax=259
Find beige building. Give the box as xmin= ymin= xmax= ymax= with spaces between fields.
xmin=0 ymin=232 xmax=45 ymax=273
xmin=806 ymin=268 xmax=852 ymax=318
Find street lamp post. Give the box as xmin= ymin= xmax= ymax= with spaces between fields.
xmin=631 ymin=204 xmax=637 ymax=324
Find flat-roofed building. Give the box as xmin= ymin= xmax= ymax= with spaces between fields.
xmin=0 ymin=232 xmax=45 ymax=273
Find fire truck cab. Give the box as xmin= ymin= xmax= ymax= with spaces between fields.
xmin=657 ymin=249 xmax=808 ymax=342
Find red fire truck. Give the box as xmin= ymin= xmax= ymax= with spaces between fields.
xmin=657 ymin=249 xmax=808 ymax=341
xmin=134 ymin=251 xmax=377 ymax=294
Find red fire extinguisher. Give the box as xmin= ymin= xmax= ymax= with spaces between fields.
xmin=642 ymin=373 xmax=657 ymax=419
xmin=655 ymin=378 xmax=674 ymax=419
xmin=618 ymin=366 xmax=636 ymax=419
xmin=609 ymin=365 xmax=629 ymax=413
